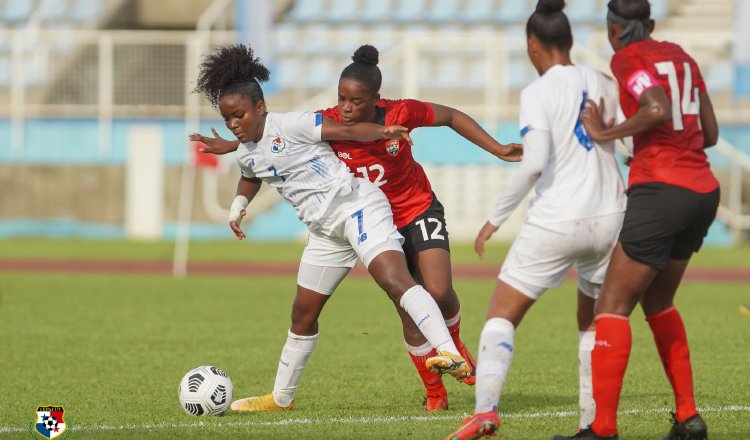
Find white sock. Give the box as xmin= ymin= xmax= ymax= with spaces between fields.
xmin=399 ymin=285 xmax=459 ymax=355
xmin=474 ymin=317 xmax=515 ymax=414
xmin=578 ymin=330 xmax=595 ymax=429
xmin=272 ymin=330 xmax=318 ymax=407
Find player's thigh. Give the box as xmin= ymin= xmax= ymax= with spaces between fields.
xmin=342 ymin=181 xmax=404 ymax=268
xmin=619 ymin=183 xmax=705 ymax=271
xmin=399 ymin=197 xmax=454 ymax=300
xmin=300 ymin=229 xmax=359 ymax=272
xmin=575 ymin=212 xmax=625 ymax=297
xmin=499 ymin=221 xmax=576 ymax=300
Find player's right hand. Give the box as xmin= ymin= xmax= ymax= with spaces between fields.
xmin=474 ymin=221 xmax=499 ymax=260
xmin=496 ymin=143 xmax=523 ymax=162
xmin=189 ymin=128 xmax=240 ymax=155
xmin=229 ymin=210 xmax=247 ymax=240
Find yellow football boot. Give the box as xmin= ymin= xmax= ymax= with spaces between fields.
xmin=230 ymin=393 xmax=295 ymax=412
xmin=425 ymin=351 xmax=471 ymax=381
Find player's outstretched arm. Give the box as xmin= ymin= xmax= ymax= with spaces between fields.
xmin=429 ymin=103 xmax=523 ymax=162
xmin=229 ymin=176 xmax=262 ymax=240
xmin=189 ymin=128 xmax=241 ymax=155
xmin=699 ymin=92 xmax=718 ymax=148
xmin=320 ymin=116 xmax=412 ymax=144
xmin=582 ymin=87 xmax=671 ymax=142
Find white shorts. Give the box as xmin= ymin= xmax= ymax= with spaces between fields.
xmin=298 ymin=178 xmax=404 ymax=295
xmin=499 ymin=212 xmax=624 ymax=300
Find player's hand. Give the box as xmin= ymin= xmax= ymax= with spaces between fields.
xmin=189 ymin=128 xmax=240 ymax=155
xmin=383 ymin=125 xmax=413 ymax=145
xmin=229 ymin=210 xmax=247 ymax=240
xmin=495 ymin=143 xmax=523 ymax=162
xmin=581 ymin=98 xmax=614 ymax=142
xmin=474 ymin=221 xmax=499 ymax=260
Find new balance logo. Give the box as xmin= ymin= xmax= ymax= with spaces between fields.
xmin=279 ymin=359 xmax=290 ymax=367
xmin=498 ymin=342 xmax=513 ymax=352
xmin=417 ymin=314 xmax=430 ymax=327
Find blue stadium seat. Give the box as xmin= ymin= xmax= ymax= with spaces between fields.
xmin=306 ymin=57 xmax=336 ymax=89
xmin=39 ymin=0 xmax=68 ymax=21
xmin=426 ymin=0 xmax=461 ymax=23
xmin=361 ymin=0 xmax=391 ymax=23
xmin=328 ymin=0 xmax=358 ymax=22
xmin=462 ymin=0 xmax=495 ymax=23
xmin=392 ymin=0 xmax=426 ymax=23
xmin=70 ymin=0 xmax=102 ymax=23
xmin=705 ymin=60 xmax=733 ymax=92
xmin=288 ymin=0 xmax=325 ymax=22
xmin=2 ymin=0 xmax=34 ymax=22
xmin=495 ymin=0 xmax=530 ymax=24
xmin=567 ymin=0 xmax=598 ymax=23
xmin=651 ymin=0 xmax=668 ymax=19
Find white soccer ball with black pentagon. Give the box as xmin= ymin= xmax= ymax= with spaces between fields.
xmin=178 ymin=365 xmax=233 ymax=416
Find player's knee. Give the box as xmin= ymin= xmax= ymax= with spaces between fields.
xmin=290 ymin=307 xmax=318 ymax=333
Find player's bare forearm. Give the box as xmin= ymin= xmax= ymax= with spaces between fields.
xmin=699 ymin=92 xmax=718 ymax=148
xmin=583 ymin=87 xmax=671 ymax=142
xmin=236 ymin=176 xmax=262 ymax=202
xmin=188 ymin=128 xmax=240 ymax=154
xmin=321 ymin=116 xmax=411 ymax=143
xmin=430 ymin=103 xmax=522 ymax=161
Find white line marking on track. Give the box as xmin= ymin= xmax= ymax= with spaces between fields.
xmin=2 ymin=405 xmax=748 ymax=434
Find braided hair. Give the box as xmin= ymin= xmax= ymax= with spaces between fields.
xmin=194 ymin=43 xmax=271 ymax=108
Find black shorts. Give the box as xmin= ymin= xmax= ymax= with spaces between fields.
xmin=398 ymin=195 xmax=451 ymax=273
xmin=619 ymin=182 xmax=720 ymax=270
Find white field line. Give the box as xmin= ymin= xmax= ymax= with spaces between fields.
xmin=2 ymin=405 xmax=748 ymax=434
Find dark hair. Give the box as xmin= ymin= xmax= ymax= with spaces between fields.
xmin=194 ymin=43 xmax=270 ymax=108
xmin=340 ymin=44 xmax=382 ymax=93
xmin=607 ymin=0 xmax=651 ymax=20
xmin=526 ymin=0 xmax=573 ymax=51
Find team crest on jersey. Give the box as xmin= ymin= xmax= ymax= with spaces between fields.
xmin=271 ymin=137 xmax=286 ymax=154
xmin=385 ymin=140 xmax=400 ymax=156
xmin=33 ymin=405 xmax=68 ymax=439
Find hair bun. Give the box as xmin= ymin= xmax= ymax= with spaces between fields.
xmin=352 ymin=45 xmax=379 ymax=66
xmin=535 ymin=0 xmax=565 ymax=14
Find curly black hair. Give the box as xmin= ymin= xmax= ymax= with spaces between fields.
xmin=194 ymin=43 xmax=271 ymax=108
xmin=608 ymin=0 xmax=651 ymax=20
xmin=339 ymin=44 xmax=382 ymax=94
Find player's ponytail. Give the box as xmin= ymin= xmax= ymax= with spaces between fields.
xmin=340 ymin=44 xmax=382 ymax=94
xmin=607 ymin=0 xmax=653 ymax=45
xmin=526 ymin=0 xmax=572 ymax=52
xmin=194 ymin=43 xmax=270 ymax=108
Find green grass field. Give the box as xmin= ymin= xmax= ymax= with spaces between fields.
xmin=1 ymin=240 xmax=748 ymax=439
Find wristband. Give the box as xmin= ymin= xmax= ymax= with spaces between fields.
xmin=228 ymin=195 xmax=249 ymax=223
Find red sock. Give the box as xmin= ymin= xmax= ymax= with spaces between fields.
xmin=646 ymin=306 xmax=698 ymax=421
xmin=408 ymin=348 xmax=444 ymax=393
xmin=447 ymin=312 xmax=476 ymax=377
xmin=591 ymin=314 xmax=632 ymax=437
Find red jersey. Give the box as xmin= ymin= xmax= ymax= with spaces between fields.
xmin=319 ymin=99 xmax=435 ymax=228
xmin=611 ymin=40 xmax=718 ymax=193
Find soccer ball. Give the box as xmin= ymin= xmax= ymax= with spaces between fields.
xmin=178 ymin=365 xmax=234 ymax=416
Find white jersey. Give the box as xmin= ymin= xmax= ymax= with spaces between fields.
xmin=235 ymin=111 xmax=357 ymax=229
xmin=488 ymin=64 xmax=626 ymax=227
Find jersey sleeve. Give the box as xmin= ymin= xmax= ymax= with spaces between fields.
xmin=396 ymin=99 xmax=435 ymax=129
xmin=280 ymin=111 xmax=324 ymax=144
xmin=518 ymin=85 xmax=549 ymax=137
xmin=236 ymin=155 xmax=256 ymax=179
xmin=611 ymin=51 xmax=659 ymax=101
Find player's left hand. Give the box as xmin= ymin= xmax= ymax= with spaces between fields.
xmin=581 ymin=98 xmax=614 ymax=142
xmin=189 ymin=128 xmax=240 ymax=155
xmin=383 ymin=125 xmax=413 ymax=145
xmin=474 ymin=221 xmax=499 ymax=260
xmin=495 ymin=143 xmax=523 ymax=162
